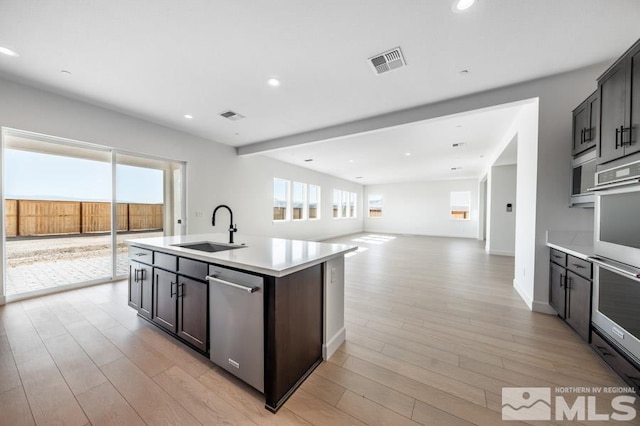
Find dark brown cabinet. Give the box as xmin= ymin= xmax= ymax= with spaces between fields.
xmin=548 ymin=248 xmax=592 ymax=341
xmin=572 ymin=91 xmax=599 ymax=156
xmin=128 ymin=250 xmax=153 ymax=320
xmin=565 ymin=270 xmax=591 ymax=341
xmin=549 ymin=260 xmax=566 ymax=319
xmin=153 ymin=268 xmax=178 ymax=332
xmin=176 ymin=276 xmax=207 ymax=352
xmin=598 ymin=40 xmax=640 ymax=165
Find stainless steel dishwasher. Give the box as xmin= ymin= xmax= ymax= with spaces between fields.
xmin=206 ymin=265 xmax=264 ymax=392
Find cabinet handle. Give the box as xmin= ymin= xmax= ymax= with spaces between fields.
xmin=571 ymin=263 xmax=586 ymax=269
xmin=134 ymin=269 xmax=140 ymax=283
xmin=178 ymin=283 xmax=185 ymax=298
xmin=171 ymin=281 xmax=177 ymax=297
xmin=553 ymin=254 xmax=562 ymax=259
xmin=580 ymin=128 xmax=585 ymax=144
xmin=135 ymin=252 xmax=148 ymax=257
xmin=560 ymin=273 xmax=565 ymax=288
xmin=616 ymin=127 xmax=621 ymax=149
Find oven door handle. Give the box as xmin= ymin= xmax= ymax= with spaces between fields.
xmin=589 ymin=257 xmax=640 ymax=282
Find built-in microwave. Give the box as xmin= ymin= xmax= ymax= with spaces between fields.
xmin=570 ymin=149 xmax=596 ymax=207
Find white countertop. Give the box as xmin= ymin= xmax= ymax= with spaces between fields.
xmin=126 ymin=233 xmax=358 ymax=277
xmin=546 ymin=230 xmax=594 ymax=260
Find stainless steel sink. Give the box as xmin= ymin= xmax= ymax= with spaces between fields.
xmin=172 ymin=241 xmax=247 ymax=253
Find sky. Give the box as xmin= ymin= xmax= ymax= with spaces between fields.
xmin=5 ymin=149 xmax=164 ymax=203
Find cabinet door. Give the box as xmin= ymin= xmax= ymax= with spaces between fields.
xmin=585 ymin=91 xmax=599 ymax=152
xmin=177 ymin=276 xmax=208 ymax=352
xmin=566 ymin=271 xmax=592 ymax=342
xmin=572 ymin=101 xmax=589 ymax=156
xmin=153 ymin=268 xmax=177 ymax=333
xmin=549 ymin=261 xmax=566 ymax=319
xmin=139 ymin=263 xmax=153 ymax=320
xmin=599 ymin=63 xmax=628 ymax=164
xmin=626 ymin=50 xmax=640 ymax=157
xmin=128 ymin=262 xmax=140 ymax=309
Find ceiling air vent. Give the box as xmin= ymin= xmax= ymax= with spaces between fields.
xmin=369 ymin=47 xmax=406 ymax=75
xmin=452 ymin=142 xmax=466 ymax=148
xmin=219 ymin=110 xmax=245 ymax=121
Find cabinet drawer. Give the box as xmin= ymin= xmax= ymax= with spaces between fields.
xmin=154 ymin=252 xmax=178 ymax=271
xmin=550 ymin=249 xmax=567 ymax=266
xmin=567 ymin=255 xmax=592 ymax=278
xmin=592 ymin=331 xmax=640 ymax=391
xmin=129 ymin=246 xmax=153 ymax=263
xmin=178 ymin=257 xmax=208 ymax=280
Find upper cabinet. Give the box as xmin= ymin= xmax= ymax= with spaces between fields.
xmin=598 ymin=40 xmax=640 ymax=165
xmin=572 ymin=91 xmax=599 ymax=156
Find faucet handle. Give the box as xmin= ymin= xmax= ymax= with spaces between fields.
xmin=230 ymin=224 xmax=238 ymax=232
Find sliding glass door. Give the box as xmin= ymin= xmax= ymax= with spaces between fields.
xmin=1 ymin=129 xmax=185 ymax=300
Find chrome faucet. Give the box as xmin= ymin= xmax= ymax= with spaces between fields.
xmin=212 ymin=204 xmax=237 ymax=244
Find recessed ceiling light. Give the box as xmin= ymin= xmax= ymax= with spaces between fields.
xmin=61 ymin=70 xmax=72 ymax=75
xmin=452 ymin=142 xmax=466 ymax=148
xmin=304 ymin=158 xmax=313 ymax=162
xmin=405 ymin=152 xmax=412 ymax=156
xmin=184 ymin=114 xmax=193 ymax=119
xmin=348 ymin=159 xmax=355 ymax=163
xmin=451 ymin=167 xmax=462 ymax=171
xmin=355 ymin=177 xmax=363 ymax=179
xmin=460 ymin=69 xmax=469 ymax=75
xmin=453 ymin=0 xmax=476 ymax=12
xmin=0 ymin=46 xmax=18 ymax=57
xmin=267 ymin=78 xmax=281 ymax=87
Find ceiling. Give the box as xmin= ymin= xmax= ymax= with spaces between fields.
xmin=261 ymin=102 xmax=524 ymax=184
xmin=1 ymin=0 xmax=639 ymax=183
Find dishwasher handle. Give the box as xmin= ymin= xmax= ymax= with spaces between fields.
xmin=205 ymin=275 xmax=260 ymax=293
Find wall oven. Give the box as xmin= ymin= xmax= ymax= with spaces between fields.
xmin=591 ymin=159 xmax=640 ymax=362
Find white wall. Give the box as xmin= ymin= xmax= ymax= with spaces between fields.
xmin=363 ymin=179 xmax=479 ymax=238
xmin=486 ymin=164 xmax=517 ymax=256
xmin=0 ymin=77 xmax=364 ymax=246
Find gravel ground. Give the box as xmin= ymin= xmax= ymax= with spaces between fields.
xmin=5 ymin=231 xmax=163 ymax=295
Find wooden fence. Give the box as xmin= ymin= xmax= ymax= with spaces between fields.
xmin=5 ymin=199 xmax=163 ymax=237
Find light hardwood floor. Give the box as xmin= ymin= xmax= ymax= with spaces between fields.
xmin=0 ymin=233 xmax=636 ymax=425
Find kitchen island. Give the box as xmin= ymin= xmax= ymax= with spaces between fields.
xmin=126 ymin=233 xmax=356 ymax=412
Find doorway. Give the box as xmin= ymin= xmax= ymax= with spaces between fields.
xmin=1 ymin=129 xmax=185 ymax=300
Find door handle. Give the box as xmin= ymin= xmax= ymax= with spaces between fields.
xmin=205 ymin=275 xmax=260 ymax=293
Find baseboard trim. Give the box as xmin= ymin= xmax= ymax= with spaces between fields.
xmin=488 ymin=249 xmax=515 ymax=257
xmin=323 ymin=327 xmax=346 ymax=360
xmin=513 ymin=278 xmax=533 ymax=310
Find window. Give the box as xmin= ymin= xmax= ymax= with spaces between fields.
xmin=349 ymin=192 xmax=357 ymax=218
xmin=333 ymin=189 xmax=357 ymax=219
xmin=308 ymin=185 xmax=320 ymax=220
xmin=333 ymin=189 xmax=341 ymax=218
xmin=273 ymin=178 xmax=289 ymax=221
xmin=341 ymin=191 xmax=349 ymax=218
xmin=292 ymin=181 xmax=307 ymax=220
xmin=450 ymin=191 xmax=471 ymax=220
xmin=368 ymin=194 xmax=383 ymax=217
xmin=273 ymin=179 xmax=319 ymax=222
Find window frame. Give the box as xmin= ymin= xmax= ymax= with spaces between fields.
xmin=291 ymin=181 xmax=307 ymax=221
xmin=450 ymin=191 xmax=471 ymax=221
xmin=368 ymin=194 xmax=383 ymax=218
xmin=308 ymin=184 xmax=320 ymax=220
xmin=272 ymin=178 xmax=290 ymax=222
